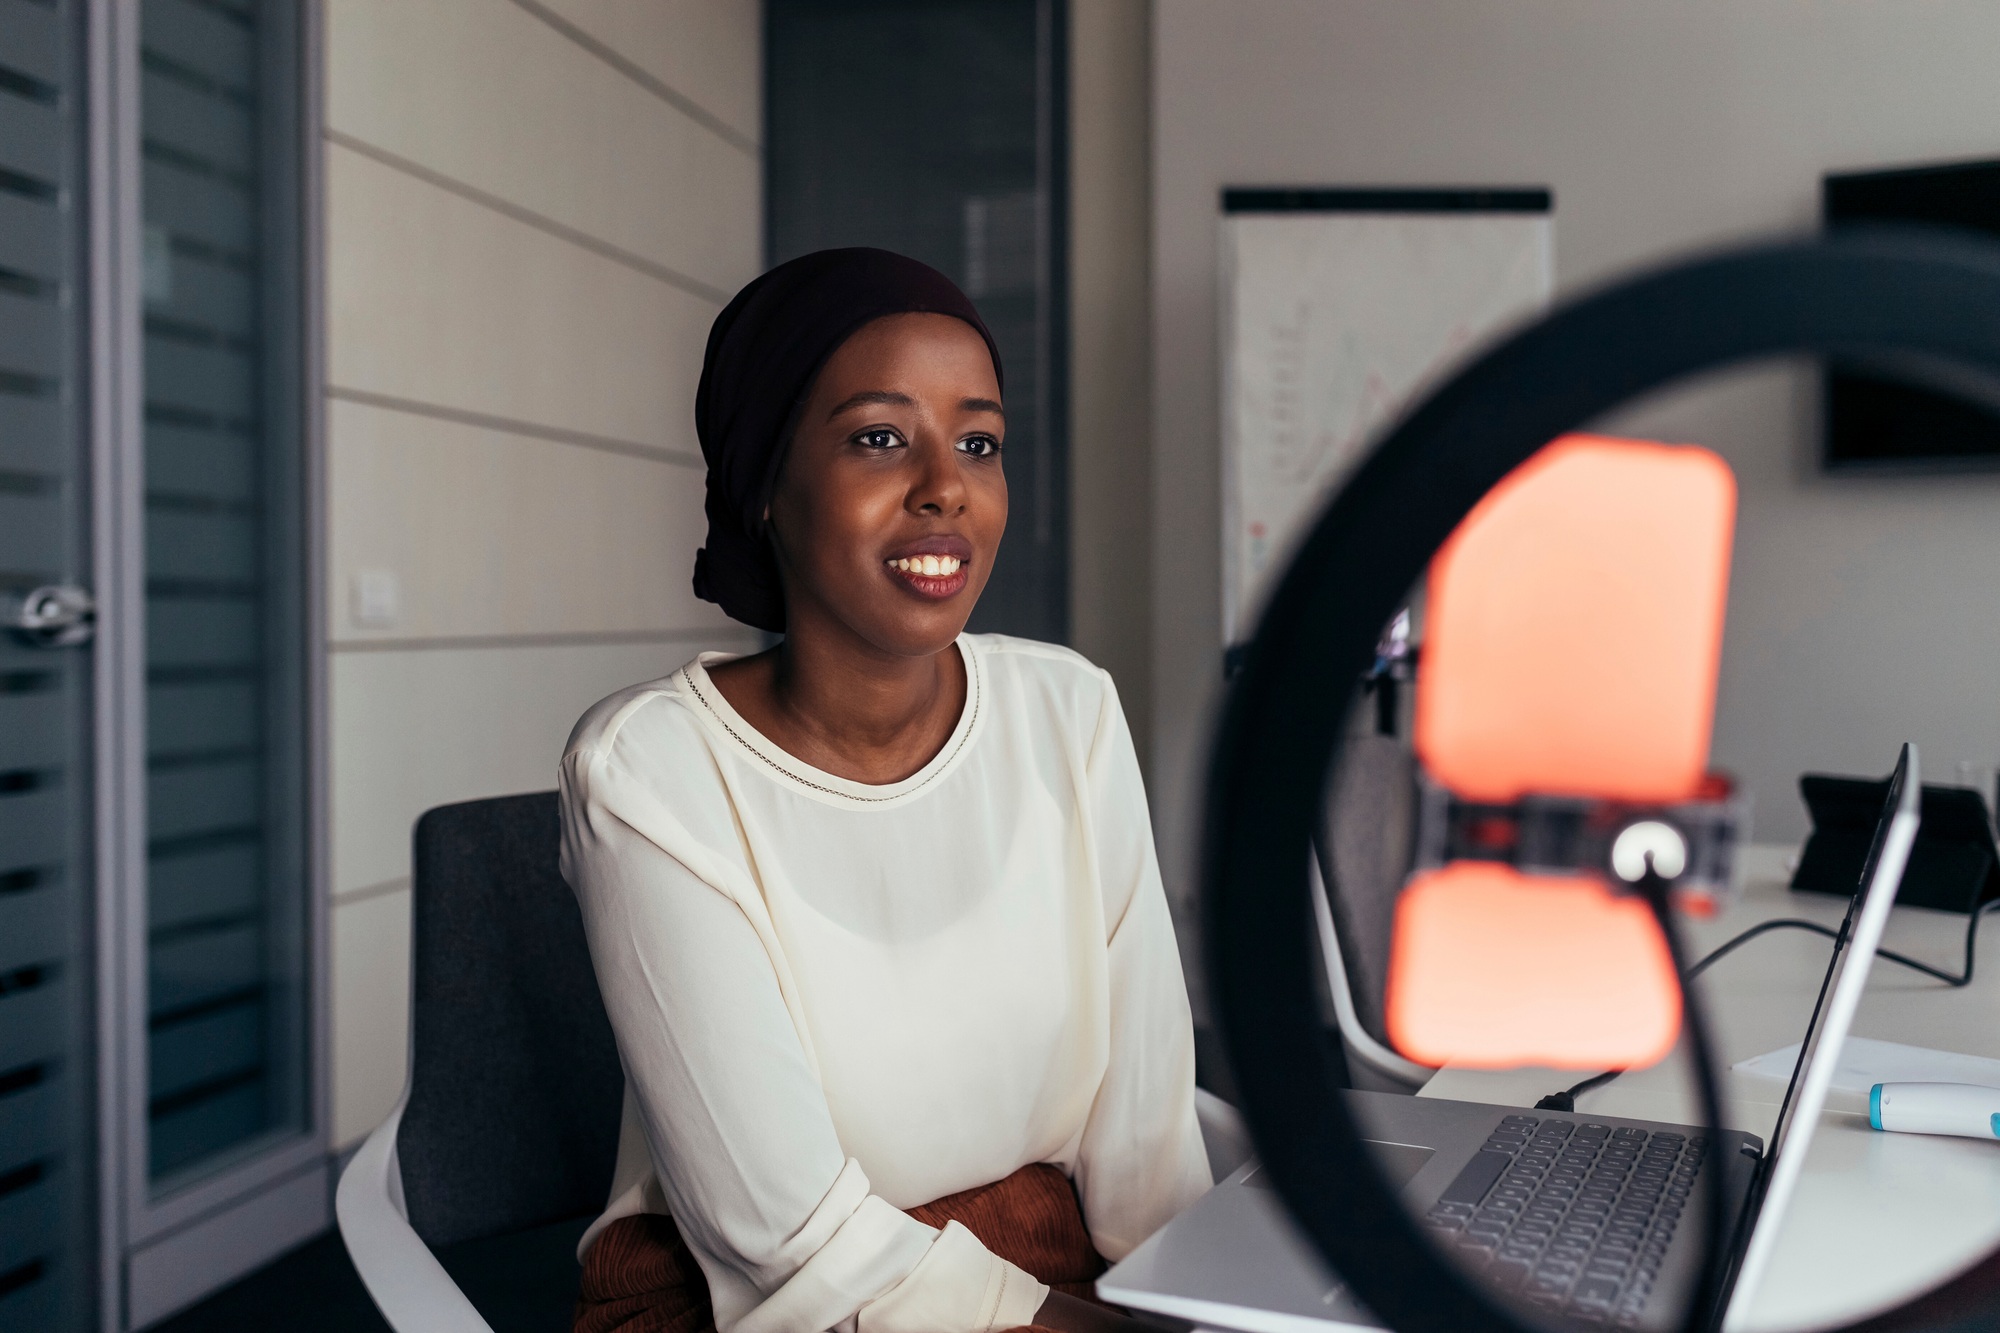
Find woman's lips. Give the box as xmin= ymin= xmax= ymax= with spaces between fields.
xmin=884 ymin=552 xmax=970 ymax=599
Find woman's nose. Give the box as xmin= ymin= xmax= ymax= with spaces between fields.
xmin=909 ymin=436 xmax=968 ymax=514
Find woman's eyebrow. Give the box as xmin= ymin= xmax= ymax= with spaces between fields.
xmin=961 ymin=396 xmax=1004 ymax=415
xmin=826 ymin=389 xmax=915 ymax=419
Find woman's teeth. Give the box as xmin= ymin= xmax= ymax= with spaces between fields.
xmin=888 ymin=555 xmax=962 ymax=577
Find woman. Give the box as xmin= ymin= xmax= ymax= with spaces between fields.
xmin=560 ymin=248 xmax=1210 ymax=1333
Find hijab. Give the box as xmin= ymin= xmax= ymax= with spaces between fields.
xmin=692 ymin=247 xmax=1004 ymax=632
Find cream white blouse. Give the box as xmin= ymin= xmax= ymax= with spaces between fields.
xmin=557 ymin=634 xmax=1211 ymax=1333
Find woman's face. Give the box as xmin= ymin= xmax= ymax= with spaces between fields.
xmin=768 ymin=312 xmax=1007 ymax=658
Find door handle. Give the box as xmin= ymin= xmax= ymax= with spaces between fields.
xmin=6 ymin=584 xmax=96 ymax=647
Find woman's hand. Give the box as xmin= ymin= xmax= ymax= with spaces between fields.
xmin=1024 ymin=1290 xmax=1182 ymax=1333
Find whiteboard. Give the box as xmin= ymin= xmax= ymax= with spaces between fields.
xmin=1220 ymin=194 xmax=1553 ymax=645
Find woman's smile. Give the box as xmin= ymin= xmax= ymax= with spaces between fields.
xmin=883 ymin=535 xmax=974 ymax=600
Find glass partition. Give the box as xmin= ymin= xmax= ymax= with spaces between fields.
xmin=766 ymin=0 xmax=1070 ymax=642
xmin=139 ymin=0 xmax=308 ymax=1189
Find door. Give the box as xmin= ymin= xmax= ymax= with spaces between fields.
xmin=0 ymin=3 xmax=97 ymax=1326
xmin=120 ymin=0 xmax=325 ymax=1322
xmin=0 ymin=2 xmax=325 ymax=1327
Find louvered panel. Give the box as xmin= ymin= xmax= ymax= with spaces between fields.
xmin=0 ymin=1078 xmax=55 ymax=1175
xmin=0 ymin=1173 xmax=60 ymax=1277
xmin=141 ymin=67 xmax=253 ymax=179
xmin=149 ymin=250 xmax=256 ymax=341
xmin=0 ymin=632 xmax=61 ymax=671
xmin=149 ymin=1000 xmax=261 ymax=1101
xmin=0 ymin=886 xmax=63 ymax=975
xmin=0 ymin=288 xmax=60 ymax=378
xmin=147 ymin=595 xmax=259 ymax=669
xmin=147 ymin=421 xmax=256 ymax=501
xmin=0 ymin=1270 xmax=57 ymax=1328
xmin=141 ymin=0 xmax=255 ymax=95
xmin=147 ymin=755 xmax=259 ymax=843
xmin=143 ymin=333 xmax=255 ymax=420
xmin=144 ymin=157 xmax=255 ymax=258
xmin=0 ymin=788 xmax=63 ymax=874
xmin=0 ymin=0 xmax=59 ymax=86
xmin=148 ymin=678 xmax=259 ymax=757
xmin=0 ymin=2 xmax=84 ymax=1323
xmin=0 ymin=89 xmax=60 ymax=186
xmin=0 ymin=393 xmax=60 ymax=474
xmin=149 ymin=842 xmax=260 ymax=933
xmin=146 ymin=504 xmax=258 ymax=584
xmin=152 ymin=1078 xmax=263 ymax=1178
xmin=0 ymin=490 xmax=62 ymax=575
xmin=0 ymin=978 xmax=61 ymax=1071
xmin=0 ymin=690 xmax=66 ymax=770
xmin=0 ymin=189 xmax=59 ymax=285
xmin=150 ymin=922 xmax=260 ymax=1017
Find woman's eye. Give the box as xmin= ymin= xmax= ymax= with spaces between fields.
xmin=854 ymin=428 xmax=904 ymax=450
xmin=957 ymin=434 xmax=1002 ymax=458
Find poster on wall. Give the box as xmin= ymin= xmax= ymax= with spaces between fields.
xmin=1220 ymin=189 xmax=1554 ymax=647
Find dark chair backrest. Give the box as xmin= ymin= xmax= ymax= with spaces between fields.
xmin=1317 ymin=734 xmax=1417 ymax=1047
xmin=397 ymin=792 xmax=624 ymax=1248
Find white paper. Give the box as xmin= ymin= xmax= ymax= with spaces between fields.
xmin=1734 ymin=1035 xmax=2000 ymax=1095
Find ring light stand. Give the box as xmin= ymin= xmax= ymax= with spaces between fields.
xmin=1204 ymin=229 xmax=2000 ymax=1333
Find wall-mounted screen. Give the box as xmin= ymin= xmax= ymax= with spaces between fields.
xmin=1824 ymin=158 xmax=2000 ymax=472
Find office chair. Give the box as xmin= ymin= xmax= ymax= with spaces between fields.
xmin=1313 ymin=732 xmax=1436 ymax=1090
xmin=337 ymin=792 xmax=1253 ymax=1331
xmin=337 ymin=791 xmax=623 ymax=1332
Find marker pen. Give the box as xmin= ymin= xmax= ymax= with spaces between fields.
xmin=1870 ymin=1082 xmax=2000 ymax=1140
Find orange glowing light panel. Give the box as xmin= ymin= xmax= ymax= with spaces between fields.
xmin=1414 ymin=434 xmax=1737 ymax=806
xmin=1387 ymin=433 xmax=1737 ymax=1070
xmin=1388 ymin=864 xmax=1683 ymax=1069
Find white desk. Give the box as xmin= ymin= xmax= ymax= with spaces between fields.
xmin=1421 ymin=847 xmax=2000 ymax=1330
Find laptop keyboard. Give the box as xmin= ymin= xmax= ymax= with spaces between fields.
xmin=1421 ymin=1113 xmax=1707 ymax=1325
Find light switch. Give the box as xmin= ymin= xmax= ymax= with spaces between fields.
xmin=351 ymin=569 xmax=400 ymax=628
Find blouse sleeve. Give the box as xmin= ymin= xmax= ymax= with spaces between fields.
xmin=1070 ymin=673 xmax=1215 ymax=1261
xmin=559 ymin=743 xmax=1049 ymax=1333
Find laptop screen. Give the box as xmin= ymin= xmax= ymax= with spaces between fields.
xmin=1765 ymin=744 xmax=1914 ymax=1166
xmin=1728 ymin=743 xmax=1921 ymax=1321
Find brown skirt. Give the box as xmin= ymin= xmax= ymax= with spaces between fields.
xmin=573 ymin=1163 xmax=1107 ymax=1333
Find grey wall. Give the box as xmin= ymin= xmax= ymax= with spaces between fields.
xmin=1071 ymin=0 xmax=1154 ymax=765
xmin=1152 ymin=1 xmax=2000 ymax=987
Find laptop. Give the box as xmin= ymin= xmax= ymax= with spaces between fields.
xmin=1101 ymin=744 xmax=1922 ymax=1333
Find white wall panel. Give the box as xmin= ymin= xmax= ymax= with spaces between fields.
xmin=330 ymin=636 xmax=755 ymax=897
xmin=325 ymin=0 xmax=758 ymax=290
xmin=326 ymin=140 xmax=718 ymax=451
xmin=322 ymin=0 xmax=760 ymax=1156
xmin=331 ymin=886 xmax=411 ymax=1148
xmin=326 ymin=397 xmax=729 ymax=643
xmin=535 ymin=0 xmax=761 ymax=146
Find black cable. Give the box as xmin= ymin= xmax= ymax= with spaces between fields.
xmin=1535 ymin=896 xmax=2000 ymax=1112
xmin=1633 ymin=869 xmax=1733 ymax=1333
xmin=1532 ymin=1070 xmax=1620 ymax=1112
xmin=1696 ymin=897 xmax=2000 ymax=987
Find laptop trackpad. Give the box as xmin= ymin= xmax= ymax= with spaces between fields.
xmin=1243 ymin=1141 xmax=1435 ymax=1191
xmin=1100 ymin=1147 xmax=1426 ymax=1329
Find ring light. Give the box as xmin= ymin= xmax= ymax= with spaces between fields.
xmin=1204 ymin=229 xmax=2000 ymax=1333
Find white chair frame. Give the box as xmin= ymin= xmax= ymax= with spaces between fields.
xmin=339 ymin=1085 xmax=1258 ymax=1332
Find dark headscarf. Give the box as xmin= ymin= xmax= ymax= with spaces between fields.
xmin=692 ymin=248 xmax=1004 ymax=632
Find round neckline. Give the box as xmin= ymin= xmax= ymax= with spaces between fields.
xmin=678 ymin=637 xmax=984 ymax=806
